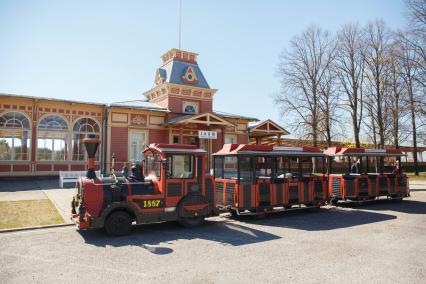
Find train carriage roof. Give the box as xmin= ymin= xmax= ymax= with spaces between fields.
xmin=324 ymin=147 xmax=405 ymax=157
xmin=213 ymin=144 xmax=324 ymax=157
xmin=145 ymin=143 xmax=207 ymax=154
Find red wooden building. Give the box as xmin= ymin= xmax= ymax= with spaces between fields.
xmin=0 ymin=48 xmax=289 ymax=176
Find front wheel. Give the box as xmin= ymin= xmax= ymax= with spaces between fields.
xmin=178 ymin=216 xmax=205 ymax=228
xmin=105 ymin=211 xmax=132 ymax=236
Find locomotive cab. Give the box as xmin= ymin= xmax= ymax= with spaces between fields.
xmin=325 ymin=147 xmax=410 ymax=205
xmin=213 ymin=144 xmax=328 ymax=216
xmin=71 ymin=141 xmax=217 ymax=236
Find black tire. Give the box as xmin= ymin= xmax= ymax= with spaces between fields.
xmin=178 ymin=216 xmax=205 ymax=228
xmin=105 ymin=211 xmax=132 ymax=236
xmin=229 ymin=209 xmax=239 ymax=218
xmin=331 ymin=199 xmax=339 ymax=206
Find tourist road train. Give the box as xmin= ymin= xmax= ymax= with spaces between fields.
xmin=71 ymin=139 xmax=410 ymax=236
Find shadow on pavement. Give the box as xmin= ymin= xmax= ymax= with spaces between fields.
xmin=236 ymin=207 xmax=396 ymax=231
xmin=0 ymin=179 xmax=60 ymax=192
xmin=79 ymin=219 xmax=280 ymax=254
xmin=78 ymin=206 xmax=398 ymax=254
xmin=344 ymin=199 xmax=426 ymax=214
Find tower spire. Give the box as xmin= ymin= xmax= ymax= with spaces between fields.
xmin=178 ymin=0 xmax=182 ymax=50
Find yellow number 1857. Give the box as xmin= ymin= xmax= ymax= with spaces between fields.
xmin=143 ymin=199 xmax=161 ymax=208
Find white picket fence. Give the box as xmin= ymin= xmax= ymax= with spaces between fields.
xmin=59 ymin=171 xmax=102 ymax=188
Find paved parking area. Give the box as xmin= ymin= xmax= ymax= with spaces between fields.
xmin=0 ymin=192 xmax=425 ymax=284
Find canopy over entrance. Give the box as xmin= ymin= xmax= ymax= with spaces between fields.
xmin=248 ymin=119 xmax=289 ymax=141
xmin=166 ymin=112 xmax=234 ymax=127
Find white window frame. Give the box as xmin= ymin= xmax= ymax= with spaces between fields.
xmin=71 ymin=117 xmax=101 ymax=161
xmin=182 ymin=101 xmax=199 ymax=114
xmin=36 ymin=114 xmax=69 ymax=161
xmin=128 ymin=130 xmax=148 ymax=162
xmin=0 ymin=111 xmax=32 ymax=161
xmin=224 ymin=134 xmax=237 ymax=144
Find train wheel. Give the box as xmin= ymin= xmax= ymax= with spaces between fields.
xmin=178 ymin=216 xmax=205 ymax=228
xmin=229 ymin=209 xmax=239 ymax=218
xmin=105 ymin=211 xmax=132 ymax=236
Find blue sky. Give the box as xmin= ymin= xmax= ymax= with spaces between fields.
xmin=0 ymin=0 xmax=407 ymax=124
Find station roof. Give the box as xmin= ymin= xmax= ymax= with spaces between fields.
xmin=146 ymin=143 xmax=207 ymax=154
xmin=157 ymin=60 xmax=210 ymax=89
xmin=213 ymin=144 xmax=324 ymax=156
xmin=324 ymin=147 xmax=405 ymax=157
xmin=110 ymin=100 xmax=168 ymax=112
xmin=248 ymin=119 xmax=290 ymax=138
xmin=213 ymin=110 xmax=258 ymax=121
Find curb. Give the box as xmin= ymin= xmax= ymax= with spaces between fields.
xmin=0 ymin=223 xmax=74 ymax=234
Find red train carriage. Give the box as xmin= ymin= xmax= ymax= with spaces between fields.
xmin=325 ymin=147 xmax=410 ymax=205
xmin=71 ymin=139 xmax=217 ymax=236
xmin=212 ymin=144 xmax=328 ymax=216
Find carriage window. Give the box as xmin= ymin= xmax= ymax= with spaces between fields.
xmin=214 ymin=157 xmax=224 ymax=179
xmin=145 ymin=154 xmax=161 ymax=180
xmin=275 ymin=156 xmax=289 ymax=177
xmin=238 ymin=156 xmax=253 ymax=184
xmin=383 ymin=157 xmax=396 ymax=173
xmin=167 ymin=154 xmax=194 ymax=178
xmin=313 ymin=157 xmax=326 ymax=174
xmin=330 ymin=156 xmax=346 ymax=174
xmin=367 ymin=157 xmax=379 ymax=173
xmin=289 ymin=157 xmax=299 ymax=177
xmin=224 ymin=156 xmax=238 ymax=179
xmin=300 ymin=157 xmax=313 ymax=175
xmin=255 ymin=156 xmax=272 ymax=178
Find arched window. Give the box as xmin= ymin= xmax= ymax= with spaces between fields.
xmin=37 ymin=115 xmax=68 ymax=161
xmin=184 ymin=105 xmax=196 ymax=113
xmin=183 ymin=102 xmax=198 ymax=114
xmin=72 ymin=118 xmax=100 ymax=161
xmin=0 ymin=112 xmax=31 ymax=161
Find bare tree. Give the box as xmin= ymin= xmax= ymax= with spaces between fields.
xmin=335 ymin=23 xmax=365 ymax=147
xmin=405 ymin=0 xmax=426 ymax=33
xmin=386 ymin=37 xmax=411 ymax=148
xmin=399 ymin=33 xmax=422 ymax=175
xmin=405 ymin=0 xmax=426 ymax=87
xmin=362 ymin=20 xmax=391 ymax=148
xmin=318 ymin=67 xmax=341 ymax=146
xmin=275 ymin=26 xmax=335 ymax=147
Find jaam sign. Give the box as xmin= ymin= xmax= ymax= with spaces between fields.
xmin=198 ymin=130 xmax=217 ymax=139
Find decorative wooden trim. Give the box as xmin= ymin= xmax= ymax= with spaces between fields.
xmin=111 ymin=112 xmax=128 ymax=123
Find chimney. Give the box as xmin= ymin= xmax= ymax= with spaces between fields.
xmin=83 ymin=135 xmax=100 ymax=179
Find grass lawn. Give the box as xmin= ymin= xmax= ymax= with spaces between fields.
xmin=0 ymin=199 xmax=64 ymax=229
xmin=406 ymin=172 xmax=426 ymax=182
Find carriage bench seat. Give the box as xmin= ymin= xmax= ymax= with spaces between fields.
xmin=59 ymin=170 xmax=102 ymax=188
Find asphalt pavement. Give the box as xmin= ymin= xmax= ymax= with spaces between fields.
xmin=1 ymin=192 xmax=425 ymax=284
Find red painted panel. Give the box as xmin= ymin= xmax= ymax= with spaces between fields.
xmin=54 ymin=164 xmax=68 ymax=171
xmin=237 ymin=134 xmax=248 ymax=144
xmin=71 ymin=164 xmax=85 ymax=171
xmin=110 ymin=127 xmax=128 ymax=163
xmin=0 ymin=164 xmax=11 ymax=172
xmin=200 ymin=100 xmax=212 ymax=113
xmin=14 ymin=164 xmax=30 ymax=171
xmin=36 ymin=164 xmax=51 ymax=171
xmin=149 ymin=129 xmax=169 ymax=144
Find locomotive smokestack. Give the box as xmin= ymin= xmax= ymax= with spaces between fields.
xmin=83 ymin=135 xmax=100 ymax=179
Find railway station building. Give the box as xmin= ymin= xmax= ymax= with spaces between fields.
xmin=0 ymin=48 xmax=289 ymax=177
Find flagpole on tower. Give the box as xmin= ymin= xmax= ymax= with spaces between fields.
xmin=178 ymin=0 xmax=182 ymax=50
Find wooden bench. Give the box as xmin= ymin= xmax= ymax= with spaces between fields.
xmin=59 ymin=171 xmax=102 ymax=188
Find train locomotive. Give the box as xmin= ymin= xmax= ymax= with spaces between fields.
xmin=71 ymin=139 xmax=410 ymax=236
xmin=71 ymin=138 xmax=217 ymax=236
